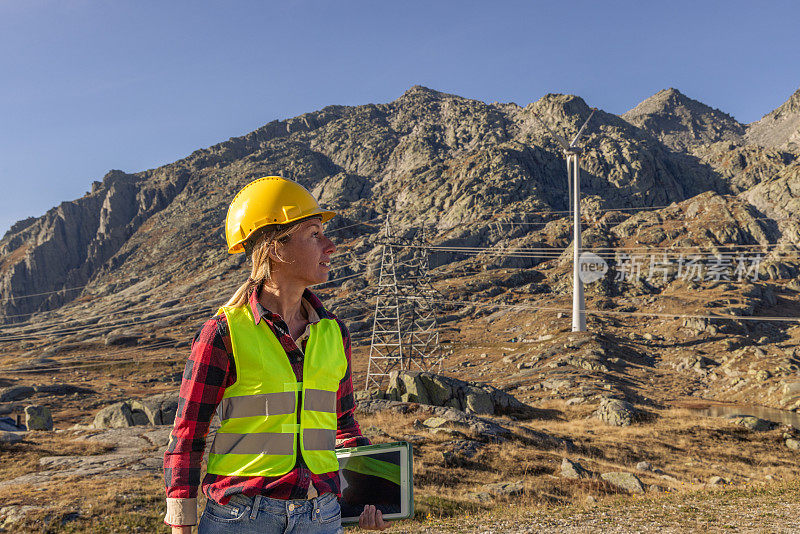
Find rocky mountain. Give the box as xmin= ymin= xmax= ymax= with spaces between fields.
xmin=621 ymin=88 xmax=745 ymax=151
xmin=746 ymin=87 xmax=800 ymax=150
xmin=0 ymin=85 xmax=798 ymax=325
xmin=3 ymin=85 xmax=800 ymax=534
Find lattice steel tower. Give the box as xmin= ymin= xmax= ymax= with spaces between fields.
xmin=365 ymin=219 xmax=405 ymax=390
xmin=365 ymin=218 xmax=442 ymax=390
xmin=402 ymin=225 xmax=442 ymax=376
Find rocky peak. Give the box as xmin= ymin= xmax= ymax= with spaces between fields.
xmin=400 ymin=85 xmax=445 ymax=98
xmin=746 ymin=87 xmax=800 ymax=150
xmin=528 ymin=93 xmax=592 ymax=122
xmin=622 ymin=88 xmax=745 ymax=151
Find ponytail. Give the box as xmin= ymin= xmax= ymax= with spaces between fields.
xmin=221 ymin=222 xmax=302 ymax=308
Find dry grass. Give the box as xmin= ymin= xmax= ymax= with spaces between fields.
xmin=525 ymin=407 xmax=800 ymax=484
xmin=0 ymin=432 xmax=113 ymax=486
xmin=354 ymin=403 xmax=800 ymax=527
xmin=0 ymin=402 xmax=797 ymax=532
xmin=0 ymin=475 xmax=165 ymax=533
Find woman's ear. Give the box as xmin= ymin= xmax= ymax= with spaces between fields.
xmin=268 ymin=242 xmax=286 ymax=264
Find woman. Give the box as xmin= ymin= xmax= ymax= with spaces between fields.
xmin=163 ymin=176 xmax=389 ymax=533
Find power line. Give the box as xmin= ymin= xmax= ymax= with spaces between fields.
xmin=415 ymin=297 xmax=800 ymax=324
xmin=325 ymin=215 xmax=384 ymax=234
xmin=0 ymin=268 xmax=377 ymax=342
xmin=1 ymin=257 xmax=369 ymax=323
xmin=3 ymin=285 xmax=88 ymax=302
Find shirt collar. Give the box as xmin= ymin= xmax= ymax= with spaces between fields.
xmin=249 ymin=287 xmax=328 ymax=326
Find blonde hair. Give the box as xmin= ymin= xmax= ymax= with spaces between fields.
xmin=222 ymin=222 xmax=302 ymax=308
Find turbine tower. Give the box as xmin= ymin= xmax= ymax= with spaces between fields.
xmin=532 ymin=108 xmax=596 ymax=332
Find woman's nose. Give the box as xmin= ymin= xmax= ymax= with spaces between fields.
xmin=324 ymin=237 xmax=336 ymax=254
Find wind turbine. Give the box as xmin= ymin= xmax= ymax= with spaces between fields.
xmin=531 ymin=108 xmax=596 ymax=332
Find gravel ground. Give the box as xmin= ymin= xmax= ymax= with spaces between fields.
xmin=390 ymin=487 xmax=800 ymax=533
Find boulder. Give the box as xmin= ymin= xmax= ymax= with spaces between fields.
xmin=398 ymin=373 xmax=431 ymax=405
xmin=93 ymin=402 xmax=134 ymax=429
xmin=24 ymin=405 xmax=53 ymax=431
xmin=130 ymin=409 xmax=151 ymax=426
xmin=594 ymin=397 xmax=639 ymax=426
xmin=727 ymin=415 xmax=773 ymax=432
xmin=418 ymin=374 xmax=453 ymax=406
xmin=785 ymin=438 xmax=800 ymax=451
xmin=561 ymin=458 xmax=592 ymax=479
xmin=130 ymin=398 xmax=164 ymax=426
xmin=155 ymin=393 xmax=179 ymax=425
xmin=601 ymin=472 xmax=645 ymax=493
xmin=464 ymin=390 xmax=494 ymax=415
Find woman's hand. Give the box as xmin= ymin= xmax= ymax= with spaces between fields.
xmin=171 ymin=526 xmax=192 ymax=534
xmin=358 ymin=505 xmax=391 ymax=530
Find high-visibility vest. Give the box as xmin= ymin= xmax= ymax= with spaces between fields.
xmin=206 ymin=304 xmax=348 ymax=477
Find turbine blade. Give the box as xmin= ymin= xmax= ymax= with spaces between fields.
xmin=531 ymin=112 xmax=571 ymax=150
xmin=570 ymin=108 xmax=597 ymax=147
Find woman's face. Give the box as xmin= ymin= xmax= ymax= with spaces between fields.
xmin=274 ymin=218 xmax=336 ymax=287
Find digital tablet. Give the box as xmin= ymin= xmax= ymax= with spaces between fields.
xmin=335 ymin=441 xmax=414 ymax=524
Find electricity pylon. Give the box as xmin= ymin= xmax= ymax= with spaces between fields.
xmin=365 ymin=219 xmax=442 ymax=389
xmin=401 ymin=226 xmax=442 ymax=375
xmin=531 ymin=108 xmax=596 ymax=332
xmin=365 ymin=219 xmax=404 ymax=390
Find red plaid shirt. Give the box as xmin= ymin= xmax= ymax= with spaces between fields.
xmin=163 ymin=289 xmax=368 ymax=524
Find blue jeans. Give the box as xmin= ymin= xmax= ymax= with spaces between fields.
xmin=198 ymin=492 xmax=343 ymax=534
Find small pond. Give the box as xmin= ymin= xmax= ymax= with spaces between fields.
xmin=684 ymin=403 xmax=800 ymax=430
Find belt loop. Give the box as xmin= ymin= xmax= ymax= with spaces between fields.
xmin=250 ymin=495 xmax=262 ymax=520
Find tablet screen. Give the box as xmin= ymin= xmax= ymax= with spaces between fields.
xmin=336 ymin=442 xmax=413 ymax=523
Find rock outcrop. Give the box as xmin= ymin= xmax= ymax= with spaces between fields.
xmin=0 ymin=169 xmax=191 ymax=319
xmin=384 ymin=370 xmax=540 ymax=419
xmin=91 ymin=393 xmax=178 ymax=429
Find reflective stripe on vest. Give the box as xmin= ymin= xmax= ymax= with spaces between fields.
xmin=206 ymin=304 xmax=348 ymax=477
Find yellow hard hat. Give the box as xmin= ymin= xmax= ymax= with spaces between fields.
xmin=225 ymin=176 xmax=335 ymax=254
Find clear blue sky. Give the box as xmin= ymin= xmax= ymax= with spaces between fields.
xmin=2 ymin=0 xmax=799 ymax=237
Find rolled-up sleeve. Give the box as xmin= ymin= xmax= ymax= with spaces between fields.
xmin=163 ymin=316 xmax=232 ymax=526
